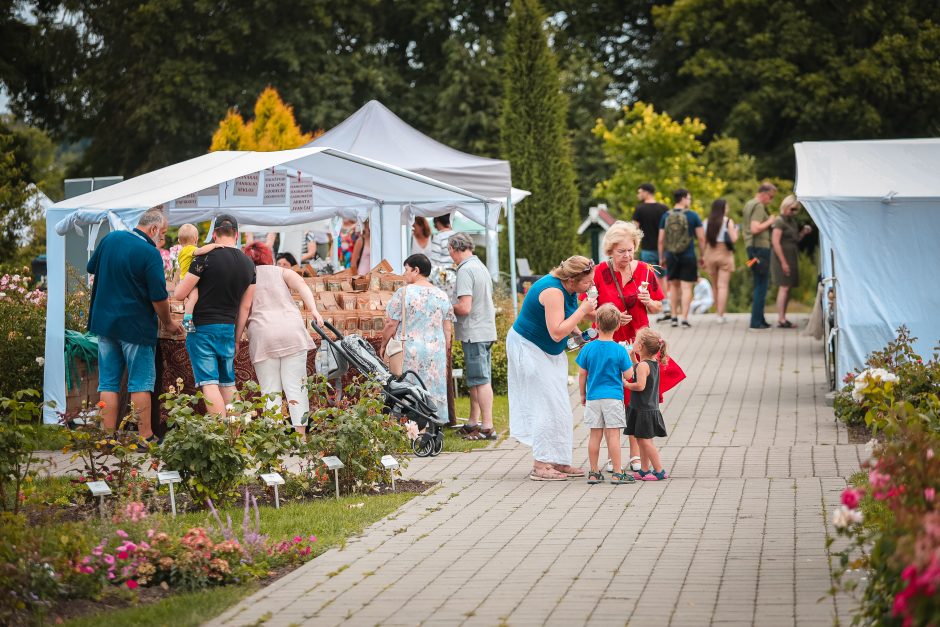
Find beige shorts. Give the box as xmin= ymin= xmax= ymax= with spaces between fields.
xmin=583 ymin=399 xmax=627 ymax=429
xmin=704 ymin=245 xmax=735 ymax=276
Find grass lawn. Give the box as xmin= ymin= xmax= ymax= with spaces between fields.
xmin=444 ymin=394 xmax=508 ymax=453
xmin=62 ymin=491 xmax=419 ymax=627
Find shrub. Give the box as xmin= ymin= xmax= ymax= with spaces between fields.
xmin=829 ymin=333 xmax=940 ymax=626
xmin=833 ymin=326 xmax=940 ymax=429
xmin=303 ymin=378 xmax=409 ymax=492
xmin=0 ymin=389 xmax=47 ymax=513
xmin=0 ymin=272 xmax=46 ymax=397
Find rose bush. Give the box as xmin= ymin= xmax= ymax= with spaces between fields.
xmin=829 ymin=332 xmax=940 ymax=626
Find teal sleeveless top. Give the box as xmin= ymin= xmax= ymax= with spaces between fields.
xmin=512 ymin=275 xmax=578 ymax=355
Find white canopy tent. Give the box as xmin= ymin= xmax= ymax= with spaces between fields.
xmin=306 ymin=100 xmax=530 ymax=295
xmin=43 ymin=147 xmax=495 ymax=423
xmin=795 ymin=138 xmax=940 ymax=380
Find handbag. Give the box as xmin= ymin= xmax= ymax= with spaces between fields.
xmin=384 ymin=286 xmax=408 ymax=376
xmin=723 ymin=217 xmax=735 ymax=250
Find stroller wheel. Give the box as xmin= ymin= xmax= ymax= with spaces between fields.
xmin=412 ymin=433 xmax=435 ymax=458
xmin=430 ymin=431 xmax=444 ymax=456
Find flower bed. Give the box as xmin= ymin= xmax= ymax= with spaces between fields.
xmin=829 ymin=329 xmax=940 ymax=626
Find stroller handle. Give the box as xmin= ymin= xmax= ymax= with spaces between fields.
xmin=310 ymin=319 xmax=344 ymax=340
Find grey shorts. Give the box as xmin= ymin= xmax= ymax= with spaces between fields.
xmin=462 ymin=341 xmax=493 ymax=387
xmin=583 ymin=399 xmax=627 ymax=429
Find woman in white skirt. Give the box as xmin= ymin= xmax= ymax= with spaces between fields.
xmin=508 ymin=256 xmax=598 ymax=481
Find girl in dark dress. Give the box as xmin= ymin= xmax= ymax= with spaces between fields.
xmin=624 ymin=327 xmax=670 ymax=481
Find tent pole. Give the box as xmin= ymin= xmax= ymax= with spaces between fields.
xmin=43 ymin=210 xmax=68 ymax=425
xmin=485 ymin=203 xmax=498 ymax=282
xmin=507 ymin=195 xmax=517 ymax=318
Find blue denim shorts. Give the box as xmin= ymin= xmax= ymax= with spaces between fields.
xmin=97 ymin=336 xmax=156 ymax=393
xmin=462 ymin=341 xmax=493 ymax=387
xmin=639 ymin=249 xmax=662 ymax=275
xmin=185 ymin=324 xmax=237 ymax=387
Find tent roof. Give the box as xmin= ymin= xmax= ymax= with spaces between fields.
xmin=795 ymin=138 xmax=940 ymax=200
xmin=51 ymin=147 xmax=495 ymax=234
xmin=307 ymin=100 xmax=515 ymax=200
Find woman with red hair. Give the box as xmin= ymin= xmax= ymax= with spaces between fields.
xmin=236 ymin=242 xmax=323 ymax=433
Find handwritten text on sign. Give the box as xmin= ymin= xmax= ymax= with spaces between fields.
xmin=263 ymin=173 xmax=287 ymax=205
xmin=290 ymin=177 xmax=314 ymax=213
xmin=233 ymin=173 xmax=259 ymax=197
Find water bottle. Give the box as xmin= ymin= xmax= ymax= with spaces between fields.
xmin=566 ymin=328 xmax=599 ymax=351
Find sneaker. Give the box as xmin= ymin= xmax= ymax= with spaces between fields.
xmin=748 ymin=323 xmax=771 ymax=331
xmin=671 ymin=318 xmax=678 ymax=328
xmin=657 ymin=314 xmax=672 ymax=323
xmin=716 ymin=315 xmax=727 ymax=324
xmin=681 ymin=320 xmax=691 ymax=328
xmin=587 ymin=471 xmax=605 ymax=485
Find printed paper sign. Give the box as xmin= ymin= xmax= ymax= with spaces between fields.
xmin=175 ymin=192 xmax=198 ymax=208
xmin=290 ymin=176 xmax=314 ymax=213
xmin=233 ymin=173 xmax=260 ymax=196
xmin=263 ymin=173 xmax=287 ymax=205
xmin=198 ymin=185 xmax=218 ymax=197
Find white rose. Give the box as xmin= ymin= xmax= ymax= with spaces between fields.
xmin=35 ymin=356 xmax=44 ymax=366
xmin=832 ymin=505 xmax=852 ymax=529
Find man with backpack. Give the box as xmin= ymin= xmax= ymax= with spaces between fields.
xmin=658 ymin=188 xmax=705 ymax=328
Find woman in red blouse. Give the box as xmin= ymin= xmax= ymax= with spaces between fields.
xmin=591 ymin=221 xmax=686 ymax=471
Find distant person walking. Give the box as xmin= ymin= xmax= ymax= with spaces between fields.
xmin=771 ymin=195 xmax=813 ymax=328
xmin=702 ymin=199 xmax=738 ymax=322
xmin=742 ymin=182 xmax=777 ymax=330
xmin=86 ymin=209 xmax=182 ymax=441
xmin=448 ymin=233 xmax=498 ymax=441
xmin=658 ymin=188 xmax=705 ymax=328
xmin=174 ymin=214 xmax=256 ymax=418
xmin=632 ymin=183 xmax=669 ymax=271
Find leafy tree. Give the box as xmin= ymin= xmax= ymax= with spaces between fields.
xmin=593 ymin=102 xmax=725 ymax=216
xmin=210 ymin=88 xmax=314 ymax=152
xmin=500 ymin=0 xmax=579 ymax=273
xmin=646 ymin=0 xmax=940 ymax=175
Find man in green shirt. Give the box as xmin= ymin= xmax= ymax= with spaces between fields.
xmin=742 ymin=182 xmax=777 ymax=329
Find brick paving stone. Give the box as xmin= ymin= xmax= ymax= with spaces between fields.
xmin=34 ymin=313 xmax=865 ymax=626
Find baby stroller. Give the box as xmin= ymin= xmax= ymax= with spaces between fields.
xmin=311 ymin=321 xmax=445 ymax=457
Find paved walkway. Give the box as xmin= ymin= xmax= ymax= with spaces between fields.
xmin=205 ymin=314 xmax=862 ymax=627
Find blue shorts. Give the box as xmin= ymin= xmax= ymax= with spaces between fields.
xmin=462 ymin=341 xmax=493 ymax=387
xmin=639 ymin=250 xmax=664 ymax=276
xmin=186 ymin=324 xmax=237 ymax=388
xmin=98 ymin=336 xmax=156 ymax=394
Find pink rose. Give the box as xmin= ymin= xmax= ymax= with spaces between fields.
xmin=869 ymin=470 xmax=890 ymax=490
xmin=126 ymin=579 xmax=139 ymax=589
xmin=841 ymin=488 xmax=863 ymax=509
xmin=926 ymin=488 xmax=936 ymax=503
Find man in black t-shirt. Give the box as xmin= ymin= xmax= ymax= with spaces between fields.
xmin=174 ymin=214 xmax=256 ymax=417
xmin=632 ymin=183 xmax=669 ymax=269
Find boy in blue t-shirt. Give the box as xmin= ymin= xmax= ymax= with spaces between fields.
xmin=576 ymin=304 xmax=635 ymax=485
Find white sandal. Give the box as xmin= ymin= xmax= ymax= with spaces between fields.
xmin=629 ymin=456 xmax=642 ymax=472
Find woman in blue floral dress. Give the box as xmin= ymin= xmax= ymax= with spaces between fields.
xmin=382 ymin=253 xmax=455 ymax=423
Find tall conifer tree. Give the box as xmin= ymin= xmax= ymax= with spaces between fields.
xmin=500 ymin=0 xmax=579 ymax=273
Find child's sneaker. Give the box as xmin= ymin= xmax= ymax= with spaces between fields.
xmin=610 ymin=471 xmax=635 ymax=485
xmin=641 ymin=469 xmax=669 ymax=481
xmin=587 ymin=471 xmax=605 ymax=484
xmin=182 ymin=315 xmax=196 ymax=333
xmin=604 ymin=459 xmax=614 ymax=473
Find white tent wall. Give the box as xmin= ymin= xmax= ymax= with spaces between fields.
xmin=796 ymin=138 xmax=940 ymax=379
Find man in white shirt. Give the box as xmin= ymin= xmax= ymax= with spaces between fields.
xmin=448 ymin=233 xmax=497 ymax=440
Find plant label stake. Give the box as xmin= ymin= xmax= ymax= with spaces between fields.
xmin=157 ymin=471 xmax=182 ymax=516
xmin=381 ymin=455 xmax=400 ymax=491
xmin=86 ymin=480 xmax=111 ymax=518
xmin=260 ymin=472 xmax=286 ymax=509
xmin=321 ymin=456 xmax=344 ymax=499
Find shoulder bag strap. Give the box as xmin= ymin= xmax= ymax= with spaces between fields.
xmin=607 ymin=260 xmax=630 ymax=310
xmin=398 ymin=286 xmax=408 ymax=340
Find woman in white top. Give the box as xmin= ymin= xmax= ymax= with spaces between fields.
xmin=235 ymin=242 xmax=324 ymax=434
xmin=411 ymin=217 xmax=432 ymax=256
xmin=702 ymin=199 xmax=739 ymax=323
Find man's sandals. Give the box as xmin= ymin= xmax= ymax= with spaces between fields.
xmin=461 ymin=425 xmax=497 ymax=441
